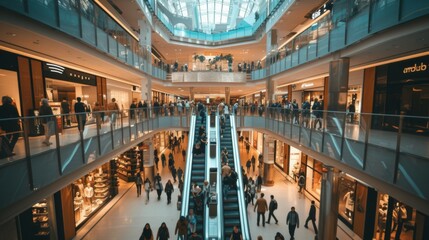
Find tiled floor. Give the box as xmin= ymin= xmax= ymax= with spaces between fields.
xmin=74 ymin=132 xmax=340 ymax=240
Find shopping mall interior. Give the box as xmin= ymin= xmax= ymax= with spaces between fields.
xmin=1 ymin=0 xmax=429 ymax=239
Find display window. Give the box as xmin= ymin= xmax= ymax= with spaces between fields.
xmin=305 ymin=157 xmax=322 ymax=199
xmin=72 ymin=164 xmax=114 ymax=227
xmin=338 ymin=175 xmax=356 ymax=225
xmin=375 ymin=194 xmax=416 ymax=240
xmin=0 ymin=69 xmax=21 ymax=116
xmin=30 ymin=198 xmax=55 ymax=239
xmin=347 ymin=86 xmax=361 ymax=124
xmin=274 ymin=140 xmax=284 ymax=168
xmin=288 ymin=147 xmax=301 ymax=180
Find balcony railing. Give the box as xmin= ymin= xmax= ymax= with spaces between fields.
xmin=233 ymin=106 xmax=429 ymax=203
xmin=0 ymin=106 xmax=194 ymax=217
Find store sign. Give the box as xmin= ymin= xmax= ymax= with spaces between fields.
xmin=301 ymin=83 xmax=314 ymax=88
xmin=43 ymin=62 xmax=96 ymax=86
xmin=311 ymin=1 xmax=333 ymax=20
xmin=403 ymin=62 xmax=427 ymax=74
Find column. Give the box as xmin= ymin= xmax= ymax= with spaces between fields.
xmin=265 ymin=29 xmax=277 ymax=106
xmin=189 ymin=87 xmax=194 ymax=101
xmin=141 ymin=139 xmax=155 ymax=182
xmin=325 ymin=58 xmax=350 ymax=129
xmin=263 ymin=134 xmax=275 ymax=186
xmin=266 ymin=78 xmax=275 ymax=106
xmin=138 ymin=19 xmax=152 ymax=73
xmin=318 ymin=166 xmax=340 ymax=239
xmin=225 ymin=87 xmax=230 ymax=105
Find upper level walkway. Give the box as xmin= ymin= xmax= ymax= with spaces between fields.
xmin=1 ymin=105 xmax=428 ymax=224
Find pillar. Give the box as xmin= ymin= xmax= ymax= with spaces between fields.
xmin=141 ymin=139 xmax=155 ymax=182
xmin=266 ymin=78 xmax=275 ymax=106
xmin=326 ymin=58 xmax=350 ymax=129
xmin=138 ymin=19 xmax=152 ymax=73
xmin=265 ymin=29 xmax=277 ymax=106
xmin=141 ymin=77 xmax=152 ymax=104
xmin=263 ymin=134 xmax=275 ymax=186
xmin=225 ymin=87 xmax=230 ymax=105
xmin=189 ymin=87 xmax=194 ymax=101
xmin=318 ymin=165 xmax=340 ymax=239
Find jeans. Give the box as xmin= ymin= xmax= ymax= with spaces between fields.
xmin=256 ymin=212 xmax=266 ymax=226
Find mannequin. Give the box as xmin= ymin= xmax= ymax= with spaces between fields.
xmin=74 ymin=192 xmax=84 ymax=210
xmin=343 ymin=190 xmax=355 ymax=220
xmin=84 ymin=183 xmax=94 ymax=207
xmin=75 ymin=179 xmax=84 ymax=196
xmin=86 ymin=173 xmax=94 ymax=186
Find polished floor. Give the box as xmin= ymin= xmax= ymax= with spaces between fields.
xmin=74 ymin=132 xmax=358 ymax=240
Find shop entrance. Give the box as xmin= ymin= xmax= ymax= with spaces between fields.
xmin=45 ymin=78 xmax=97 ymax=128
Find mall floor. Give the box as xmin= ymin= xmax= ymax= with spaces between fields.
xmin=72 ymin=129 xmax=361 ymax=240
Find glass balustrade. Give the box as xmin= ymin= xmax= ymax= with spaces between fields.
xmin=233 ymin=106 xmax=429 ymax=201
xmin=0 ymin=107 xmax=193 ymax=209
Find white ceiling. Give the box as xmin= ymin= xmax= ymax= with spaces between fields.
xmin=1 ymin=2 xmax=429 ymax=100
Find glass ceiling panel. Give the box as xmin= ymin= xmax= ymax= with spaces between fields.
xmin=158 ymin=0 xmax=260 ymax=34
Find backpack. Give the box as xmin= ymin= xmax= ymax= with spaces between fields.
xmin=299 ymin=175 xmax=305 ymax=186
xmin=273 ymin=200 xmax=278 ymax=210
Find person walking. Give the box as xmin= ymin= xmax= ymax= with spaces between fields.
xmin=171 ymin=166 xmax=177 ymax=183
xmin=135 ymin=172 xmax=143 ymax=197
xmin=230 ymin=225 xmax=243 ymax=240
xmin=107 ymin=98 xmax=120 ymax=128
xmin=251 ymin=155 xmax=256 ymax=173
xmin=187 ymin=209 xmax=197 ymax=234
xmin=39 ymin=98 xmax=55 ymax=146
xmin=254 ymin=193 xmax=268 ymax=227
xmin=304 ymin=200 xmax=318 ymax=234
xmin=156 ymin=222 xmax=170 ymax=240
xmin=155 ymin=178 xmax=163 ymax=200
xmin=312 ymin=98 xmax=323 ymax=130
xmin=177 ymin=167 xmax=184 ymax=182
xmin=266 ymin=195 xmax=278 ymax=224
xmin=165 ymin=179 xmax=174 ymax=204
xmin=139 ymin=223 xmax=154 ymax=240
xmin=286 ymin=206 xmax=300 ymax=240
xmin=247 ymin=178 xmax=256 ymax=205
xmin=274 ymin=232 xmax=285 ymax=240
xmin=74 ymin=97 xmax=87 ymax=132
xmin=144 ymin=178 xmax=152 ymax=203
xmin=246 ymin=159 xmax=251 ymax=174
xmin=256 ymin=175 xmax=263 ymax=193
xmin=0 ymin=96 xmax=20 ymax=157
xmin=298 ymin=174 xmax=305 ymax=193
xmin=175 ymin=216 xmax=188 ymax=240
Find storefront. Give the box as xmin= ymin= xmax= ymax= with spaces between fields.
xmin=373 ymin=55 xmax=429 ymax=135
xmin=0 ymin=50 xmax=22 ymax=116
xmin=17 ymin=161 xmax=118 ymax=239
xmin=43 ymin=62 xmax=98 ymax=129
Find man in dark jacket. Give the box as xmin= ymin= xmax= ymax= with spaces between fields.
xmin=304 ymin=200 xmax=318 ymax=234
xmin=266 ymin=195 xmax=278 ymax=224
xmin=286 ymin=206 xmax=300 ymax=240
xmin=0 ymin=96 xmax=20 ymax=157
xmin=74 ymin=97 xmax=87 ymax=132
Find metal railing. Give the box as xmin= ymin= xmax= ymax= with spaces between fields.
xmin=0 ymin=106 xmax=193 ymax=220
xmin=234 ymin=106 xmax=429 ymax=203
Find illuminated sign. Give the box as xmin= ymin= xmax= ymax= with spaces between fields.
xmin=43 ymin=62 xmax=96 ymax=86
xmin=311 ymin=1 xmax=333 ymax=20
xmin=301 ymin=83 xmax=314 ymax=88
xmin=403 ymin=62 xmax=427 ymax=74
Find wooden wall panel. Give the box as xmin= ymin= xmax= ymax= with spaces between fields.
xmin=60 ymin=186 xmax=76 ymax=240
xmin=353 ymin=183 xmax=368 ymax=238
xmin=323 ymin=76 xmax=329 ymax=111
xmin=17 ymin=56 xmax=34 ymax=116
xmin=362 ymin=67 xmax=376 ymax=114
xmin=30 ymin=59 xmax=45 ymax=106
xmin=283 ymin=143 xmax=290 ymax=173
xmin=101 ymin=77 xmax=107 ymax=107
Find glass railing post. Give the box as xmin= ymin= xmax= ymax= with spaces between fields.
xmin=95 ymin=112 xmax=101 ymax=155
xmin=128 ymin=110 xmax=132 ymax=140
xmin=78 ymin=114 xmax=85 ymax=164
xmin=393 ymin=113 xmax=404 ymax=183
xmin=54 ymin=116 xmax=62 ymax=175
xmin=21 ymin=117 xmax=35 ymax=190
xmin=120 ymin=111 xmax=124 ymax=145
xmin=362 ymin=114 xmax=371 ymax=170
xmin=110 ymin=115 xmax=114 ymax=150
xmin=340 ymin=112 xmax=347 ymax=158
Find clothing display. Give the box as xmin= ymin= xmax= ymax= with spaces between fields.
xmin=31 ymin=199 xmax=50 ymax=239
xmin=116 ymin=149 xmax=140 ymax=182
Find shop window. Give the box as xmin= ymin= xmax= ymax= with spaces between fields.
xmin=375 ymin=194 xmax=416 ymax=240
xmin=338 ymin=175 xmax=356 ymax=226
xmin=305 ymin=158 xmax=322 ymax=199
xmin=73 ymin=165 xmax=114 ymax=227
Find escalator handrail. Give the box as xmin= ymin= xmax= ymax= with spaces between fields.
xmin=230 ymin=115 xmax=251 ymax=239
xmin=203 ymin=113 xmax=211 ymax=239
xmin=216 ymin=111 xmax=225 ymax=239
xmin=180 ymin=115 xmax=196 ymax=220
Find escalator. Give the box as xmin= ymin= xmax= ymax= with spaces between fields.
xmin=184 ymin=113 xmax=206 ymax=235
xmin=220 ymin=115 xmax=241 ymax=238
